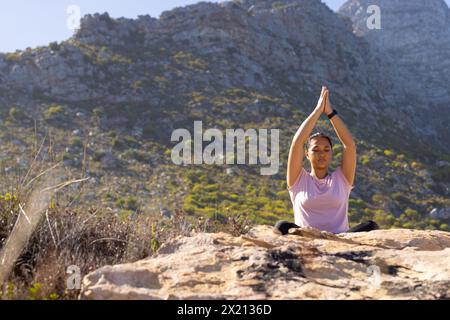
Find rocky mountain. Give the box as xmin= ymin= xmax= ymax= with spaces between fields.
xmin=0 ymin=0 xmax=446 ymax=150
xmin=0 ymin=0 xmax=449 ymax=232
xmin=80 ymin=225 xmax=450 ymax=299
xmin=338 ymin=0 xmax=450 ymax=142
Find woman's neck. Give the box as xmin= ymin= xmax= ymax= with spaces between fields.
xmin=311 ymin=167 xmax=329 ymax=179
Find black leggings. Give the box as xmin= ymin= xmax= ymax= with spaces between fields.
xmin=274 ymin=220 xmax=379 ymax=235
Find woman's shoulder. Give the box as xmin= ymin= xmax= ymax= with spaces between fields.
xmin=332 ymin=166 xmax=344 ymax=181
xmin=333 ymin=166 xmax=354 ymax=190
xmin=287 ymin=167 xmax=309 ymax=191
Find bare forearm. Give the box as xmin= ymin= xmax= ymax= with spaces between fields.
xmin=329 ymin=114 xmax=355 ymax=147
xmin=292 ymin=106 xmax=322 ymax=146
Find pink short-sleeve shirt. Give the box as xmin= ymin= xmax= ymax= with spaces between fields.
xmin=287 ymin=166 xmax=354 ymax=234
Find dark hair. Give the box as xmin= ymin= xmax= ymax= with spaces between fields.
xmin=305 ymin=132 xmax=333 ymax=151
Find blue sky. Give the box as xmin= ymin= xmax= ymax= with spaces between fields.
xmin=0 ymin=0 xmax=449 ymax=53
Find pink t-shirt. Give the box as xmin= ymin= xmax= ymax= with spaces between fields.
xmin=287 ymin=166 xmax=354 ymax=234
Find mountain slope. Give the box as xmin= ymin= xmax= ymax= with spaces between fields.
xmin=338 ymin=0 xmax=450 ymax=142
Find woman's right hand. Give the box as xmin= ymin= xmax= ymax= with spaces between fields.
xmin=316 ymin=86 xmax=329 ymax=113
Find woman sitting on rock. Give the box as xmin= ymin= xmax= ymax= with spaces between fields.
xmin=276 ymin=86 xmax=378 ymax=235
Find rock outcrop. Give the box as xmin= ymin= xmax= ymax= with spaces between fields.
xmin=80 ymin=225 xmax=450 ymax=300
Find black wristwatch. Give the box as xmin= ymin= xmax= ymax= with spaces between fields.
xmin=327 ymin=109 xmax=338 ymax=119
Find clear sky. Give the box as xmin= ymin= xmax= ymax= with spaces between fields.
xmin=0 ymin=0 xmax=449 ymax=53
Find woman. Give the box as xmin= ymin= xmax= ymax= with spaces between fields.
xmin=276 ymin=86 xmax=378 ymax=235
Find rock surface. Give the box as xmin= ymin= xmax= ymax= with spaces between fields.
xmin=80 ymin=225 xmax=450 ymax=300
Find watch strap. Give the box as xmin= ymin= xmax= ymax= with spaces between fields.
xmin=328 ymin=109 xmax=338 ymax=119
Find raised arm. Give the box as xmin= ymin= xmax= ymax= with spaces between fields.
xmin=324 ymin=91 xmax=357 ymax=186
xmin=287 ymin=87 xmax=328 ymax=189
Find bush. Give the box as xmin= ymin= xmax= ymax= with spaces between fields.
xmin=119 ymin=209 xmax=134 ymax=220
xmin=49 ymin=42 xmax=61 ymax=52
xmin=349 ymin=198 xmax=367 ymax=209
xmin=122 ymin=149 xmax=150 ymax=163
xmin=360 ymin=154 xmax=370 ymax=165
xmin=372 ymin=209 xmax=396 ymax=228
xmin=383 ymin=149 xmax=394 ymax=157
xmin=5 ymin=52 xmax=21 ymax=62
xmin=0 ymin=203 xmax=157 ymax=299
xmin=411 ymin=161 xmax=422 ymax=169
xmin=131 ymin=80 xmax=143 ymax=90
xmin=44 ymin=105 xmax=66 ymax=121
xmin=391 ymin=192 xmax=410 ymax=203
xmin=371 ymin=194 xmax=384 ymax=204
xmin=115 ymin=196 xmax=138 ymax=211
xmin=92 ymin=108 xmax=104 ymax=118
xmin=69 ymin=137 xmax=83 ymax=149
xmin=112 ymin=136 xmax=140 ymax=151
xmin=9 ymin=107 xmax=28 ymax=122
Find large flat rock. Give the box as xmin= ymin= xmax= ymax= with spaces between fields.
xmin=80 ymin=225 xmax=450 ymax=299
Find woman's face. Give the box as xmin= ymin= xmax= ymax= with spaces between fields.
xmin=306 ymin=137 xmax=333 ymax=169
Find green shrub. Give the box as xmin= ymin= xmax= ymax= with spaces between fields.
xmin=131 ymin=80 xmax=143 ymax=90
xmin=92 ymin=150 xmax=106 ymax=161
xmin=122 ymin=149 xmax=150 ymax=162
xmin=372 ymin=209 xmax=396 ymax=228
xmin=383 ymin=149 xmax=394 ymax=157
xmin=411 ymin=161 xmax=422 ymax=169
xmin=149 ymin=223 xmax=160 ymax=253
xmin=92 ymin=107 xmax=104 ymax=118
xmin=402 ymin=222 xmax=414 ymax=229
xmin=115 ymin=196 xmax=138 ymax=211
xmin=9 ymin=107 xmax=28 ymax=122
xmin=119 ymin=209 xmax=134 ymax=220
xmin=112 ymin=136 xmax=140 ymax=150
xmin=49 ymin=42 xmax=61 ymax=52
xmin=44 ymin=104 xmax=66 ymax=121
xmin=272 ymin=2 xmax=288 ymax=9
xmin=5 ymin=52 xmax=21 ymax=62
xmin=27 ymin=283 xmax=42 ymax=300
xmin=349 ymin=198 xmax=367 ymax=209
xmin=69 ymin=137 xmax=83 ymax=148
xmin=361 ymin=154 xmax=370 ymax=165
xmin=391 ymin=192 xmax=410 ymax=203
xmin=404 ymin=208 xmax=420 ymax=219
xmin=332 ymin=144 xmax=342 ymax=153
xmin=371 ymin=194 xmax=384 ymax=204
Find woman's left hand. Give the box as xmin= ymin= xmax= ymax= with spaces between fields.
xmin=324 ymin=89 xmax=333 ymax=116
